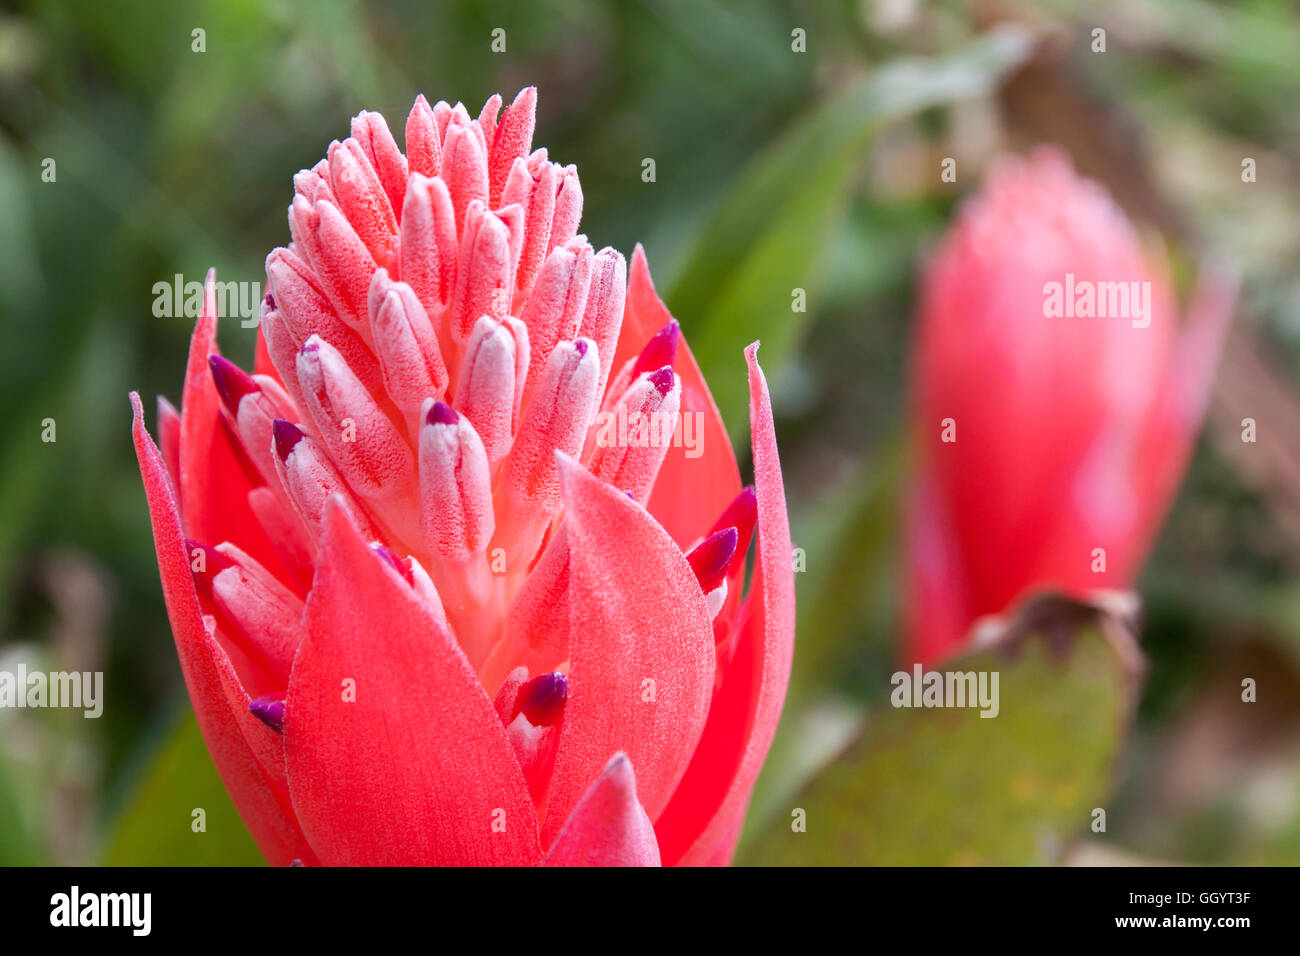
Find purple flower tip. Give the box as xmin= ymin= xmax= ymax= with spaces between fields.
xmin=370 ymin=542 xmax=414 ymax=584
xmin=687 ymin=527 xmax=738 ymax=593
xmin=573 ymin=338 xmax=590 ymax=357
xmin=514 ymin=671 xmax=569 ymax=727
xmin=426 ymin=401 xmax=458 ymax=426
xmin=249 ymin=694 xmax=286 ymax=734
xmin=648 ymin=366 xmax=675 ymax=396
xmin=208 ymin=354 xmax=259 ymax=415
xmin=264 ymin=291 xmax=276 ymax=310
xmin=272 ymin=419 xmax=305 ymax=460
xmin=633 ymin=320 xmax=680 ymax=376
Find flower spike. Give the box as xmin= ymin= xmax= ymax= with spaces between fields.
xmin=129 ymin=89 xmax=794 ymax=869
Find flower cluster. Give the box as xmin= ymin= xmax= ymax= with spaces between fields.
xmin=131 ymin=88 xmax=794 ymax=866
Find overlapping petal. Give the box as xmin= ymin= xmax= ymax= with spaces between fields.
xmin=654 ymin=344 xmax=795 ymax=865
xmin=543 ymin=755 xmax=660 ymax=866
xmin=131 ymin=391 xmax=316 ymax=866
xmin=178 ymin=272 xmax=295 ymax=584
xmin=621 ymin=245 xmax=742 ymax=549
xmin=132 ymin=88 xmax=795 ymax=868
xmin=284 ymin=499 xmax=541 ymax=865
xmin=542 ymin=454 xmax=715 ymax=842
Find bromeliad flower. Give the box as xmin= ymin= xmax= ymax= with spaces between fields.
xmin=904 ymin=147 xmax=1235 ymax=665
xmin=129 ymin=89 xmax=794 ymax=866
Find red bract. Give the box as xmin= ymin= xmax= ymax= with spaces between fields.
xmin=905 ymin=147 xmax=1235 ymax=665
xmin=130 ymin=89 xmax=795 ymax=866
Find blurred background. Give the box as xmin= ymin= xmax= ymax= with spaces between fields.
xmin=0 ymin=0 xmax=1298 ymax=865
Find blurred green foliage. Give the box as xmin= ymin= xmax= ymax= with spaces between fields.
xmin=668 ymin=25 xmax=1030 ymax=428
xmin=746 ymin=620 xmax=1135 ymax=865
xmin=103 ymin=710 xmax=263 ymax=866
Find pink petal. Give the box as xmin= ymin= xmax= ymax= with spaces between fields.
xmin=283 ymin=498 xmax=541 ymax=865
xmin=543 ymin=754 xmax=661 ymax=866
xmin=448 ymin=203 xmax=515 ymax=345
xmin=205 ymin=617 xmax=302 ymax=834
xmin=131 ymin=391 xmax=316 ymax=866
xmin=253 ymin=319 xmax=282 ymax=385
xmin=902 ymin=475 xmax=973 ymax=665
xmin=619 ymin=245 xmax=742 ymax=548
xmin=405 ymin=94 xmax=442 ymax=178
xmin=477 ymin=93 xmax=503 ymax=155
xmin=541 ymin=455 xmax=715 ymax=843
xmin=495 ymin=526 xmax=571 ymax=690
xmin=653 ymin=343 xmax=795 ymax=866
xmin=350 ymin=110 xmax=409 ymax=219
xmin=400 ymin=174 xmax=459 ymax=322
xmin=178 ymin=271 xmax=294 ymax=583
xmin=442 ymin=120 xmax=490 ymax=239
xmin=503 ymin=154 xmax=560 ymax=310
xmin=550 ymin=165 xmax=582 ymax=253
xmin=519 ymin=239 xmax=593 ymax=398
xmin=575 ymin=245 xmax=627 ymax=401
xmin=156 ymin=395 xmax=181 ymax=500
xmin=308 ymin=199 xmax=380 ymax=332
xmin=489 ymin=87 xmax=537 ymax=207
xmin=327 ymin=138 xmax=398 ymax=265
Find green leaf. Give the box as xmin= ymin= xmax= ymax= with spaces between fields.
xmin=742 ymin=597 xmax=1142 ymax=865
xmin=668 ymin=26 xmax=1034 ymax=431
xmin=102 ymin=709 xmax=265 ymax=866
xmin=738 ymin=444 xmax=901 ymax=847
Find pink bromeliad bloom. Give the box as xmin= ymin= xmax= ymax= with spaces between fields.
xmin=905 ymin=147 xmax=1234 ymax=665
xmin=129 ymin=88 xmax=794 ymax=866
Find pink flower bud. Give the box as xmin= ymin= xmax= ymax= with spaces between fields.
xmin=128 ymin=90 xmax=794 ymax=868
xmin=905 ymin=148 xmax=1235 ymax=665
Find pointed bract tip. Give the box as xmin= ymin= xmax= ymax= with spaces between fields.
xmin=426 ymin=400 xmax=458 ymax=427
xmin=369 ymin=542 xmax=414 ymax=585
xmin=705 ymin=486 xmax=757 ymax=586
xmin=513 ymin=671 xmax=568 ymax=727
xmin=687 ymin=527 xmax=738 ymax=593
xmin=648 ymin=366 xmax=675 ymax=396
xmin=633 ymin=320 xmax=680 ymax=377
xmin=713 ymin=485 xmax=757 ymax=536
xmin=272 ymin=419 xmax=305 ymax=461
xmin=249 ymin=694 xmax=286 ymax=734
xmin=208 ymin=354 xmax=259 ymax=415
xmin=601 ymin=751 xmax=636 ymax=788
